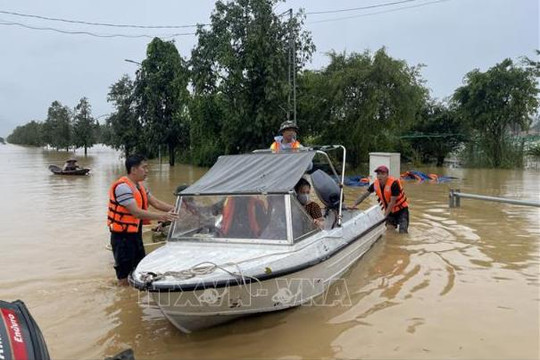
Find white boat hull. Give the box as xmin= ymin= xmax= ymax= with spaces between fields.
xmin=137 ymin=214 xmax=385 ymax=332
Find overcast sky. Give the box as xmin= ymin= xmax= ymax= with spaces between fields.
xmin=0 ymin=0 xmax=538 ymax=137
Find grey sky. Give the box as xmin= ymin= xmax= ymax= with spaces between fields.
xmin=0 ymin=0 xmax=538 ymax=137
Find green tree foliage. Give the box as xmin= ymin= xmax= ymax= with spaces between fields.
xmin=0 ymin=137 xmax=5 ymax=144
xmin=42 ymin=101 xmax=72 ymax=150
xmin=297 ymin=49 xmax=428 ymax=167
xmin=453 ymin=59 xmax=539 ymax=167
xmin=190 ymin=0 xmax=314 ymax=164
xmin=134 ymin=38 xmax=190 ymax=166
xmin=408 ymin=102 xmax=466 ymax=166
xmin=105 ymin=75 xmax=142 ymax=157
xmin=72 ymin=97 xmax=97 ymax=156
xmin=6 ymin=121 xmax=44 ymax=146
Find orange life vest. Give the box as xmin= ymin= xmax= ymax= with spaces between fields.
xmin=373 ymin=176 xmax=409 ymax=214
xmin=270 ymin=140 xmax=301 ymax=153
xmin=221 ymin=197 xmax=266 ymax=237
xmin=107 ymin=176 xmax=149 ymax=233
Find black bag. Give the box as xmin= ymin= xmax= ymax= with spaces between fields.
xmin=0 ymin=300 xmax=50 ymax=360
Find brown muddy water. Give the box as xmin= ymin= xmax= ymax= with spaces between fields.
xmin=0 ymin=144 xmax=538 ymax=360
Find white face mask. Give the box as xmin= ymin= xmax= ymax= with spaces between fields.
xmin=297 ymin=193 xmax=309 ymax=205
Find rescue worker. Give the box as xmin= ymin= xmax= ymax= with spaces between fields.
xmin=107 ymin=154 xmax=178 ymax=286
xmin=270 ymin=120 xmax=302 ymax=152
xmin=349 ymin=165 xmax=409 ymax=233
xmin=220 ymin=196 xmax=268 ymax=238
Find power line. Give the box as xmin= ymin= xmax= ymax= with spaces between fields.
xmin=309 ymin=0 xmax=450 ymax=24
xmin=0 ymin=1 xmax=452 ymax=39
xmin=0 ymin=9 xmax=209 ymax=29
xmin=306 ymin=0 xmax=419 ymax=15
xmin=0 ymin=20 xmax=196 ymax=38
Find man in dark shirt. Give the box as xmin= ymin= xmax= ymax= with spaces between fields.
xmin=349 ymin=165 xmax=409 ymax=233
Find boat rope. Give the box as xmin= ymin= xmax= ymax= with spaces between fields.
xmin=139 ymin=261 xmax=264 ymax=296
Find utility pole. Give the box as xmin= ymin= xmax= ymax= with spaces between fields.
xmin=281 ymin=8 xmax=297 ymax=123
xmin=287 ymin=9 xmax=292 ymax=121
xmin=291 ymin=9 xmax=297 ymax=123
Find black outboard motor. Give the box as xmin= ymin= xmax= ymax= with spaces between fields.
xmin=0 ymin=300 xmax=50 ymax=360
xmin=311 ymin=169 xmax=341 ymax=209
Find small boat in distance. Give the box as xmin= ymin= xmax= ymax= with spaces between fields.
xmin=48 ymin=164 xmax=90 ymax=175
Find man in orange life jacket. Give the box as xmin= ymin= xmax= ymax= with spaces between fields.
xmin=270 ymin=120 xmax=302 ymax=152
xmin=107 ymin=154 xmax=179 ymax=286
xmin=349 ymin=165 xmax=409 ymax=233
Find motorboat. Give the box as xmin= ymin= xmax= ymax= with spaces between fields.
xmin=129 ymin=146 xmax=386 ymax=333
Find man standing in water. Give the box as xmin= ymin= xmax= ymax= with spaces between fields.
xmin=349 ymin=165 xmax=409 ymax=233
xmin=107 ymin=154 xmax=178 ymax=286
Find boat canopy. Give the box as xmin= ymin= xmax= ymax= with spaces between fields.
xmin=181 ymin=152 xmax=316 ymax=195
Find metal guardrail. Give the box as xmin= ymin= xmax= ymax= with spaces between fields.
xmin=449 ymin=189 xmax=540 ymax=208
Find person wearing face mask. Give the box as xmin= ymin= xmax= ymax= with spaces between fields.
xmin=294 ymin=178 xmax=324 ymax=229
xmin=270 ymin=121 xmax=302 ymax=152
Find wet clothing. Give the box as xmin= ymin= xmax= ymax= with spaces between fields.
xmin=387 ymin=207 xmax=409 ymax=234
xmin=107 ymin=176 xmax=150 ymax=279
xmin=368 ymin=177 xmax=409 ymax=233
xmin=110 ymin=230 xmax=145 ymax=279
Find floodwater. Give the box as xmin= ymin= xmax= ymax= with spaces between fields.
xmin=0 ymin=144 xmax=538 ymax=360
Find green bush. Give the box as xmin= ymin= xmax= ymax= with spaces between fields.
xmin=528 ymin=143 xmax=540 ymax=157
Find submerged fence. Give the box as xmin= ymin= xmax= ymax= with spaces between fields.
xmin=449 ymin=189 xmax=540 ymax=208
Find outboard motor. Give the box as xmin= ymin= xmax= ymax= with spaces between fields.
xmin=311 ymin=169 xmax=341 ymax=209
xmin=0 ymin=299 xmax=136 ymax=360
xmin=0 ymin=300 xmax=50 ymax=360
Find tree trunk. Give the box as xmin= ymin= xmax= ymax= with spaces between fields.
xmin=169 ymin=143 xmax=175 ymax=166
xmin=84 ymin=145 xmax=88 ymax=156
xmin=436 ymin=155 xmax=445 ymax=167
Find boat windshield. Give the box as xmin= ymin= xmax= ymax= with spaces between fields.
xmin=169 ymin=194 xmax=288 ymax=243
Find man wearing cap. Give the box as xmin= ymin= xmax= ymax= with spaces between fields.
xmin=349 ymin=165 xmax=409 ymax=233
xmin=270 ymin=120 xmax=302 ymax=152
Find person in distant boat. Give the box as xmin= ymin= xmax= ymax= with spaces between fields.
xmin=63 ymin=159 xmax=80 ymax=171
xmin=107 ymin=154 xmax=179 ymax=286
xmin=349 ymin=165 xmax=409 ymax=233
xmin=294 ymin=178 xmax=324 ymax=229
xmin=270 ymin=120 xmax=302 ymax=152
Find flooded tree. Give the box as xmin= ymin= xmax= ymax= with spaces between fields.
xmin=297 ymin=49 xmax=428 ymax=167
xmin=454 ymin=58 xmax=539 ymax=167
xmin=105 ymin=75 xmax=142 ymax=158
xmin=6 ymin=121 xmax=44 ymax=146
xmin=42 ymin=101 xmax=72 ymax=151
xmin=72 ymin=97 xmax=97 ymax=156
xmin=190 ymin=0 xmax=314 ymax=164
xmin=134 ymin=38 xmax=190 ymax=166
xmin=408 ymin=101 xmax=467 ymax=166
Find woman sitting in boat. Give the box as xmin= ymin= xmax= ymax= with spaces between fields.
xmin=294 ymin=178 xmax=324 ymax=229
